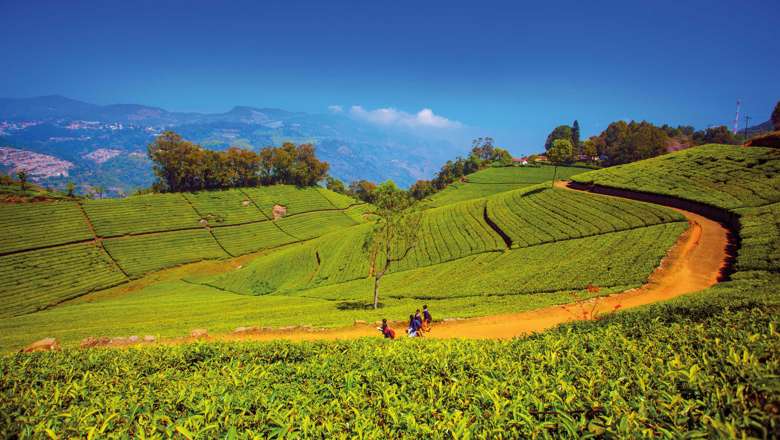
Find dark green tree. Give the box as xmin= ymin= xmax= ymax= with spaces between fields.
xmin=325 ymin=176 xmax=346 ymax=194
xmin=66 ymin=181 xmax=75 ymax=197
xmin=572 ymin=120 xmax=581 ymax=154
xmin=545 ymin=125 xmax=573 ymax=151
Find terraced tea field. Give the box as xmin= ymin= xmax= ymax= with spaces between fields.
xmin=0 ymin=243 xmax=127 ymax=317
xmin=0 ymin=185 xmax=364 ymax=316
xmin=0 ymin=202 xmax=93 ymax=254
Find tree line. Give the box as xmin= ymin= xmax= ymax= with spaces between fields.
xmin=326 ymin=137 xmax=513 ymax=203
xmin=544 ymin=119 xmax=750 ymax=167
xmin=147 ymin=131 xmax=329 ymax=192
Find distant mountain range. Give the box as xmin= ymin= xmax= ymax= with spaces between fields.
xmin=0 ymin=95 xmax=468 ymax=195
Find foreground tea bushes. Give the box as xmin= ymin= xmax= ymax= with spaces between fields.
xmin=1 ymin=278 xmax=777 ymax=438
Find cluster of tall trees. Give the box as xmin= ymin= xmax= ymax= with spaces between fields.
xmin=545 ymin=118 xmax=749 ymax=167
xmin=147 ymin=131 xmax=329 ymax=192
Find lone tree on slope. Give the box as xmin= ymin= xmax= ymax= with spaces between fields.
xmin=365 ymin=181 xmax=420 ymax=309
xmin=548 ymin=138 xmax=574 ymax=187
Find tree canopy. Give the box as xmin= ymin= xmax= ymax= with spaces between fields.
xmin=147 ymin=131 xmax=329 ymax=192
xmin=545 ymin=125 xmax=574 ymax=151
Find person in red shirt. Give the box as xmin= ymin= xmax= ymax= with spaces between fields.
xmin=379 ymin=318 xmax=395 ymax=339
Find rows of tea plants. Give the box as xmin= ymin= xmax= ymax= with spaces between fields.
xmin=0 ymin=201 xmax=93 ymax=254
xmin=487 ymin=186 xmax=685 ymax=248
xmin=207 ymin=242 xmax=320 ymax=295
xmin=466 ymin=164 xmax=586 ymax=183
xmin=425 ymin=182 xmax=529 ymax=208
xmin=275 ymin=210 xmax=358 ymax=239
xmin=344 ymin=202 xmax=376 ymax=222
xmin=0 ymin=243 xmax=127 ymax=317
xmin=308 ymin=224 xmax=374 ymax=286
xmin=317 ymin=187 xmax=359 ymax=208
xmin=103 ymin=230 xmax=229 ymax=277
xmin=182 ymin=189 xmax=269 ymax=225
xmin=377 ymin=222 xmax=686 ymax=299
xmin=572 ymin=144 xmax=780 ymax=209
xmin=392 ymin=199 xmax=506 ymax=272
xmin=210 ymin=221 xmax=298 ymax=256
xmin=734 ymin=201 xmax=780 ymax=274
xmin=242 ymin=185 xmax=337 ymax=216
xmin=81 ymin=193 xmax=201 ymax=236
xmin=2 ymin=276 xmax=775 ymax=438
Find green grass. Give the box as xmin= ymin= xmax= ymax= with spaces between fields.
xmin=183 ymin=189 xmax=269 ymax=225
xmin=1 ymin=278 xmax=776 ymax=438
xmin=103 ymin=230 xmax=229 ymax=278
xmin=0 ymin=243 xmax=127 ymax=318
xmin=82 ymin=193 xmax=201 ymax=236
xmin=0 ymin=201 xmax=93 ymax=254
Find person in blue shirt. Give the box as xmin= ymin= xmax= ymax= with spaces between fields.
xmin=407 ymin=314 xmax=422 ymax=337
xmin=422 ymin=305 xmax=432 ymax=331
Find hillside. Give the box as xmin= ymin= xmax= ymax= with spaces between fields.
xmin=0 ymin=164 xmax=689 ymax=348
xmin=1 ymin=144 xmax=778 ymax=437
xmin=0 ymin=185 xmax=366 ymax=317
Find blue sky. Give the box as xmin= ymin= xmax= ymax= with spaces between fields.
xmin=1 ymin=0 xmax=778 ymax=152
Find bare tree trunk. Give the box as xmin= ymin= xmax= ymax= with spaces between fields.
xmin=551 ymin=165 xmax=558 ymax=188
xmin=373 ymin=275 xmax=381 ymax=309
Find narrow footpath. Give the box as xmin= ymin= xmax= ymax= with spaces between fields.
xmin=196 ymin=181 xmax=729 ymax=343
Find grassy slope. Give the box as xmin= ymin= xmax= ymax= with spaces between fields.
xmin=1 ymin=146 xmax=779 ymax=437
xmin=425 ymin=164 xmax=588 ymax=207
xmin=0 ymin=183 xmax=687 ymax=349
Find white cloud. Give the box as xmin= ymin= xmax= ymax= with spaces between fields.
xmin=327 ymin=105 xmax=343 ymax=113
xmin=349 ymin=105 xmax=461 ymax=129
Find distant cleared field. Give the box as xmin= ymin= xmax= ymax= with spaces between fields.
xmin=427 ymin=164 xmax=590 ymax=207
xmin=104 ymin=229 xmax=229 ymax=277
xmin=0 ymin=202 xmax=93 ymax=254
xmin=0 ymin=243 xmax=126 ymax=317
xmin=82 ymin=193 xmax=201 ymax=236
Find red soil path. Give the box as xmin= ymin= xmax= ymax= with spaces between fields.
xmin=187 ymin=181 xmax=728 ymax=343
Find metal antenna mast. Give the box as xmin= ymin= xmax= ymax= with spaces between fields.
xmin=733 ymin=100 xmax=741 ymax=134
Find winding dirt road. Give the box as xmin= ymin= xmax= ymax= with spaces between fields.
xmin=195 ymin=182 xmax=729 ymax=343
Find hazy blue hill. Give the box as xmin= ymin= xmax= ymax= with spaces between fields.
xmin=0 ymin=96 xmax=467 ymax=192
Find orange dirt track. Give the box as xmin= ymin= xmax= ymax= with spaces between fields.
xmin=188 ymin=181 xmax=729 ymax=344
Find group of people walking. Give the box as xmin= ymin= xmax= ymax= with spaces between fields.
xmin=378 ymin=305 xmax=432 ymax=339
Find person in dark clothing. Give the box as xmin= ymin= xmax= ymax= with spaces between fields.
xmin=379 ymin=318 xmax=395 ymax=339
xmin=422 ymin=304 xmax=432 ymax=331
xmin=407 ymin=314 xmax=422 ymax=337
